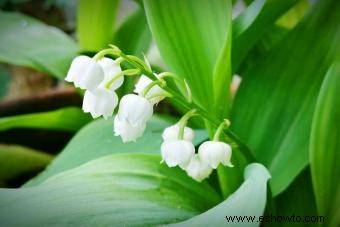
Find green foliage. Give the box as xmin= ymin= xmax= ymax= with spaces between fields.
xmin=114 ymin=7 xmax=151 ymax=57
xmin=0 ymin=0 xmax=338 ymax=225
xmin=310 ymin=62 xmax=340 ymax=226
xmin=144 ymin=0 xmax=232 ymax=118
xmin=168 ymin=163 xmax=270 ymax=227
xmin=274 ymin=168 xmax=317 ymax=226
xmin=24 ymin=115 xmax=208 ymax=187
xmin=0 ymin=153 xmax=220 ymax=226
xmin=0 ymin=144 xmax=52 ymax=185
xmin=77 ymin=0 xmax=119 ymax=51
xmin=0 ymin=12 xmax=78 ymax=79
xmin=232 ymin=0 xmax=299 ymax=72
xmin=0 ymin=107 xmax=91 ymax=132
xmin=114 ymin=6 xmax=152 ymax=95
xmin=231 ymin=0 xmax=340 ymax=195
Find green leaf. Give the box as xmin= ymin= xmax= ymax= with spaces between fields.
xmin=114 ymin=7 xmax=152 ymax=57
xmin=0 ymin=144 xmax=52 ymax=184
xmin=114 ymin=7 xmax=152 ymax=95
xmin=310 ymin=61 xmax=340 ymax=226
xmin=212 ymin=1 xmax=232 ymax=118
xmin=232 ymin=0 xmax=299 ymax=72
xmin=232 ymin=0 xmax=266 ymax=39
xmin=231 ymin=0 xmax=340 ymax=195
xmin=24 ymin=115 xmax=208 ymax=187
xmin=0 ymin=107 xmax=91 ymax=132
xmin=274 ymin=168 xmax=317 ymax=226
xmin=0 ymin=12 xmax=78 ymax=79
xmin=0 ymin=153 xmax=220 ymax=226
xmin=275 ymin=0 xmax=309 ymax=29
xmin=167 ymin=163 xmax=270 ymax=227
xmin=144 ymin=0 xmax=232 ymax=117
xmin=77 ymin=0 xmax=119 ymax=51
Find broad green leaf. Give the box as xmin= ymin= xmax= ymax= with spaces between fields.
xmin=24 ymin=115 xmax=207 ymax=187
xmin=232 ymin=0 xmax=299 ymax=72
xmin=310 ymin=62 xmax=340 ymax=226
xmin=231 ymin=0 xmax=340 ymax=195
xmin=0 ymin=12 xmax=78 ymax=79
xmin=168 ymin=163 xmax=270 ymax=227
xmin=114 ymin=7 xmax=152 ymax=95
xmin=144 ymin=0 xmax=232 ymax=117
xmin=213 ymin=1 xmax=232 ymax=119
xmin=0 ymin=144 xmax=52 ymax=184
xmin=0 ymin=153 xmax=220 ymax=226
xmin=217 ymin=145 xmax=249 ymax=198
xmin=114 ymin=7 xmax=151 ymax=57
xmin=274 ymin=168 xmax=317 ymax=227
xmin=77 ymin=0 xmax=119 ymax=51
xmin=232 ymin=0 xmax=266 ymax=39
xmin=0 ymin=107 xmax=91 ymax=132
xmin=275 ymin=0 xmax=309 ymax=29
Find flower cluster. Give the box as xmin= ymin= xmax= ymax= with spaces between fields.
xmin=65 ymin=47 xmax=234 ymax=182
xmin=66 ymin=56 xmax=123 ymax=119
xmin=65 ymin=53 xmax=167 ymax=143
xmin=161 ymin=115 xmax=233 ymax=182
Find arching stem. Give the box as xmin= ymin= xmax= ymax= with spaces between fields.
xmin=213 ymin=119 xmax=231 ymax=141
xmin=177 ymin=109 xmax=197 ymax=140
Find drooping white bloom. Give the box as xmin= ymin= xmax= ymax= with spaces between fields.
xmin=161 ymin=140 xmax=195 ymax=169
xmin=113 ymin=116 xmax=146 ymax=143
xmin=65 ymin=55 xmax=104 ymax=91
xmin=114 ymin=94 xmax=153 ymax=142
xmin=185 ymin=154 xmax=213 ymax=182
xmin=198 ymin=141 xmax=233 ymax=169
xmin=134 ymin=74 xmax=165 ymax=104
xmin=98 ymin=57 xmax=124 ymax=90
xmin=162 ymin=124 xmax=195 ymax=142
xmin=82 ymin=88 xmax=118 ymax=119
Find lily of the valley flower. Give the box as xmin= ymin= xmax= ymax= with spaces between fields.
xmin=114 ymin=94 xmax=153 ymax=142
xmin=65 ymin=55 xmax=104 ymax=91
xmin=198 ymin=141 xmax=233 ymax=169
xmin=113 ymin=116 xmax=146 ymax=143
xmin=161 ymin=140 xmax=195 ymax=169
xmin=98 ymin=57 xmax=124 ymax=90
xmin=185 ymin=154 xmax=213 ymax=182
xmin=134 ymin=74 xmax=165 ymax=104
xmin=66 ymin=55 xmax=125 ymax=119
xmin=82 ymin=88 xmax=118 ymax=119
xmin=162 ymin=124 xmax=195 ymax=142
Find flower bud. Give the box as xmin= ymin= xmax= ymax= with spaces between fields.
xmin=162 ymin=124 xmax=195 ymax=142
xmin=114 ymin=94 xmax=153 ymax=142
xmin=185 ymin=154 xmax=213 ymax=182
xmin=98 ymin=57 xmax=124 ymax=90
xmin=65 ymin=55 xmax=104 ymax=91
xmin=134 ymin=75 xmax=165 ymax=104
xmin=82 ymin=88 xmax=118 ymax=119
xmin=198 ymin=141 xmax=233 ymax=169
xmin=161 ymin=140 xmax=195 ymax=169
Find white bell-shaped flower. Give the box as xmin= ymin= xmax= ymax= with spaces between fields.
xmin=65 ymin=55 xmax=104 ymax=91
xmin=134 ymin=74 xmax=165 ymax=104
xmin=185 ymin=154 xmax=213 ymax=182
xmin=113 ymin=116 xmax=146 ymax=143
xmin=114 ymin=94 xmax=153 ymax=142
xmin=98 ymin=57 xmax=124 ymax=90
xmin=161 ymin=140 xmax=195 ymax=169
xmin=82 ymin=88 xmax=118 ymax=119
xmin=198 ymin=141 xmax=233 ymax=169
xmin=162 ymin=124 xmax=195 ymax=142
